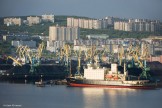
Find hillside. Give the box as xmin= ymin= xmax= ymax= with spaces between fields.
xmin=0 ymin=15 xmax=162 ymax=38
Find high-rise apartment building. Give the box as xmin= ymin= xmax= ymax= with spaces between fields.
xmin=49 ymin=26 xmax=80 ymax=42
xmin=42 ymin=14 xmax=54 ymax=23
xmin=27 ymin=16 xmax=41 ymax=25
xmin=4 ymin=18 xmax=22 ymax=26
xmin=114 ymin=19 xmax=160 ymax=32
xmin=105 ymin=16 xmax=114 ymax=25
xmin=67 ymin=17 xmax=106 ymax=29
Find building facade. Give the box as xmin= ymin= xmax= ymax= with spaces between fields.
xmin=11 ymin=40 xmax=36 ymax=48
xmin=27 ymin=16 xmax=41 ymax=25
xmin=67 ymin=17 xmax=107 ymax=29
xmin=42 ymin=14 xmax=54 ymax=23
xmin=4 ymin=18 xmax=22 ymax=26
xmin=114 ymin=19 xmax=160 ymax=32
xmin=49 ymin=26 xmax=80 ymax=42
xmin=46 ymin=41 xmax=65 ymax=52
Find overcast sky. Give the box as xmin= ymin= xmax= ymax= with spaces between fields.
xmin=0 ymin=0 xmax=162 ymax=21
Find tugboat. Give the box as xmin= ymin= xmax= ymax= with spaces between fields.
xmin=35 ymin=79 xmax=45 ymax=87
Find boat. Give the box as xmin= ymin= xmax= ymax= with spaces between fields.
xmin=66 ymin=62 xmax=158 ymax=89
xmin=35 ymin=80 xmax=46 ymax=87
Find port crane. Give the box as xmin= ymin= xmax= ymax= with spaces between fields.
xmin=118 ymin=45 xmax=124 ymax=66
xmin=56 ymin=44 xmax=72 ymax=76
xmin=7 ymin=45 xmax=29 ymax=66
xmin=7 ymin=56 xmax=22 ymax=66
xmin=74 ymin=48 xmax=84 ymax=77
xmin=139 ymin=43 xmax=151 ymax=79
xmin=127 ymin=43 xmax=151 ymax=79
xmin=101 ymin=45 xmax=111 ymax=63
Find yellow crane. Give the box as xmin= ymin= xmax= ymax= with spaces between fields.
xmin=74 ymin=48 xmax=83 ymax=77
xmin=118 ymin=45 xmax=124 ymax=66
xmin=8 ymin=56 xmax=22 ymax=66
xmin=37 ymin=42 xmax=44 ymax=59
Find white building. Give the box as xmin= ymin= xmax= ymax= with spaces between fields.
xmin=46 ymin=41 xmax=65 ymax=52
xmin=42 ymin=14 xmax=54 ymax=23
xmin=11 ymin=41 xmax=36 ymax=48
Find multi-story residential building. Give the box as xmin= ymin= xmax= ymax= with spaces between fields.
xmin=67 ymin=17 xmax=106 ymax=29
xmin=114 ymin=19 xmax=160 ymax=32
xmin=145 ymin=22 xmax=151 ymax=32
xmin=86 ymin=34 xmax=109 ymax=39
xmin=88 ymin=19 xmax=93 ymax=29
xmin=42 ymin=14 xmax=54 ymax=23
xmin=73 ymin=18 xmax=79 ymax=27
xmin=11 ymin=40 xmax=36 ymax=48
xmin=49 ymin=26 xmax=80 ymax=42
xmin=67 ymin=17 xmax=74 ymax=27
xmin=4 ymin=18 xmax=22 ymax=26
xmin=105 ymin=16 xmax=114 ymax=25
xmin=46 ymin=41 xmax=65 ymax=52
xmin=27 ymin=16 xmax=41 ymax=25
xmin=93 ymin=20 xmax=102 ymax=29
xmin=3 ymin=34 xmax=30 ymax=41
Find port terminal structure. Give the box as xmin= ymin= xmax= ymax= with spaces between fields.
xmin=66 ymin=42 xmax=160 ymax=89
xmin=0 ymin=42 xmax=160 ymax=85
xmin=0 ymin=42 xmax=67 ymax=81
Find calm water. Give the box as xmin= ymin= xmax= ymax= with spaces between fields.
xmin=0 ymin=82 xmax=162 ymax=108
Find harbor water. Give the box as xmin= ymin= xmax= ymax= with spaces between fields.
xmin=0 ymin=82 xmax=162 ymax=108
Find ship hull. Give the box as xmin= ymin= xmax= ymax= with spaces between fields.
xmin=66 ymin=78 xmax=157 ymax=89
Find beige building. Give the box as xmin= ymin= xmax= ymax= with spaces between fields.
xmin=27 ymin=16 xmax=41 ymax=25
xmin=67 ymin=17 xmax=74 ymax=27
xmin=93 ymin=20 xmax=102 ymax=29
xmin=67 ymin=17 xmax=105 ymax=29
xmin=42 ymin=14 xmax=54 ymax=23
xmin=4 ymin=18 xmax=22 ymax=26
xmin=114 ymin=20 xmax=160 ymax=32
xmin=49 ymin=26 xmax=80 ymax=42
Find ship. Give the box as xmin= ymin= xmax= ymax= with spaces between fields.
xmin=66 ymin=61 xmax=158 ymax=89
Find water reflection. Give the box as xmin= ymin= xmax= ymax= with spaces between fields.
xmin=81 ymin=88 xmax=136 ymax=108
xmin=0 ymin=82 xmax=161 ymax=108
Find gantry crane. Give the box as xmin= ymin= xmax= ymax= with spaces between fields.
xmin=127 ymin=43 xmax=151 ymax=79
xmin=139 ymin=43 xmax=151 ymax=79
xmin=7 ymin=56 xmax=22 ymax=66
xmin=118 ymin=45 xmax=124 ymax=66
xmin=74 ymin=48 xmax=84 ymax=77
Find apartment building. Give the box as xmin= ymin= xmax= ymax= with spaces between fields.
xmin=105 ymin=16 xmax=114 ymax=25
xmin=11 ymin=40 xmax=36 ymax=48
xmin=114 ymin=20 xmax=160 ymax=32
xmin=27 ymin=16 xmax=41 ymax=25
xmin=67 ymin=17 xmax=106 ymax=29
xmin=46 ymin=40 xmax=65 ymax=52
xmin=42 ymin=14 xmax=54 ymax=23
xmin=49 ymin=26 xmax=80 ymax=42
xmin=4 ymin=18 xmax=22 ymax=26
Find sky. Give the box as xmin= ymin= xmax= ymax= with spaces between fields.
xmin=0 ymin=0 xmax=162 ymax=21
